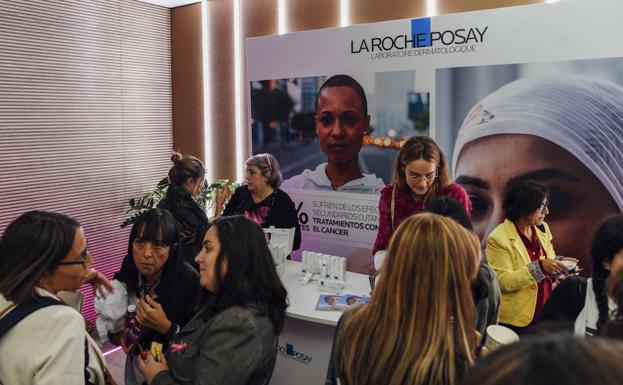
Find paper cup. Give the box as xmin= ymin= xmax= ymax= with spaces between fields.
xmin=485 ymin=325 xmax=519 ymax=350
xmin=560 ymin=260 xmax=578 ymax=271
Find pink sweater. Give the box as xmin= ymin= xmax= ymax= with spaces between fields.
xmin=372 ymin=182 xmax=472 ymax=254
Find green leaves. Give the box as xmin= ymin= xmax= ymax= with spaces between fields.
xmin=121 ymin=175 xmax=240 ymax=228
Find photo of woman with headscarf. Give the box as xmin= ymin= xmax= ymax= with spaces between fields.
xmin=449 ymin=73 xmax=623 ymax=275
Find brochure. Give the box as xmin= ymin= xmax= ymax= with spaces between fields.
xmin=315 ymin=293 xmax=368 ymax=311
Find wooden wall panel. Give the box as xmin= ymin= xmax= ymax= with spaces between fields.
xmin=171 ymin=2 xmax=204 ymax=161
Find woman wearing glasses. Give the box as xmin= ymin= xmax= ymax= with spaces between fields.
xmin=452 ymin=75 xmax=623 ymax=276
xmin=372 ymin=136 xmax=471 ymax=268
xmin=486 ymin=180 xmax=575 ymax=334
xmin=215 ymin=153 xmax=301 ymax=251
xmin=0 ymin=211 xmax=113 ymax=384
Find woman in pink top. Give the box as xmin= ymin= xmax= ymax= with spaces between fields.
xmin=373 ymin=136 xmax=471 ymax=266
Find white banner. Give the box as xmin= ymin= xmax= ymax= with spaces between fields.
xmin=246 ymin=0 xmax=623 ymax=276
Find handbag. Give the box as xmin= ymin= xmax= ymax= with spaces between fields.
xmin=91 ymin=345 xmax=119 ymax=385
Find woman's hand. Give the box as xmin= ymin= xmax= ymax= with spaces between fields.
xmin=82 ymin=268 xmax=113 ymax=298
xmin=215 ymin=187 xmax=233 ymax=210
xmin=558 ymin=257 xmax=581 ymax=278
xmin=138 ymin=351 xmax=169 ymax=385
xmin=136 ymin=295 xmax=172 ymax=334
xmin=541 ymin=259 xmax=571 ymax=276
xmin=561 ymin=257 xmax=579 ymax=263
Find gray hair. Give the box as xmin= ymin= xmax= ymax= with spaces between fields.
xmin=245 ymin=153 xmax=283 ymax=188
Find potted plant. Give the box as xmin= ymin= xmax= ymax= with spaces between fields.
xmin=121 ymin=177 xmax=238 ymax=228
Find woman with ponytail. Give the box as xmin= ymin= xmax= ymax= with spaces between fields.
xmin=540 ymin=215 xmax=623 ymax=335
xmin=157 ymin=152 xmax=208 ymax=268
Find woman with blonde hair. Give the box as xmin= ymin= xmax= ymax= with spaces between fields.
xmin=327 ymin=213 xmax=481 ymax=385
xmin=373 ymin=136 xmax=471 ymax=269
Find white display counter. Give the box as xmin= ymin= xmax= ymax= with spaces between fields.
xmin=270 ymin=260 xmax=371 ymax=385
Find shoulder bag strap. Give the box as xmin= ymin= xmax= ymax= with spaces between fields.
xmin=0 ymin=297 xmax=62 ymax=337
xmin=89 ymin=338 xmax=118 ymax=385
xmin=390 ymin=184 xmax=396 ymax=233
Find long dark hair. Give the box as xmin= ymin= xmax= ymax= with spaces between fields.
xmin=604 ymin=268 xmax=623 ymax=339
xmin=115 ymin=209 xmax=182 ymax=301
xmin=204 ymin=215 xmax=288 ymax=334
xmin=424 ymin=196 xmax=473 ymax=230
xmin=591 ymin=215 xmax=623 ymax=332
xmin=0 ymin=211 xmax=80 ymax=305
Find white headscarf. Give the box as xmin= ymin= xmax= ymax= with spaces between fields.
xmin=452 ymin=74 xmax=623 ymax=211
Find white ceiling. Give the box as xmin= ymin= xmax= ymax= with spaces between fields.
xmin=136 ymin=0 xmax=201 ymax=8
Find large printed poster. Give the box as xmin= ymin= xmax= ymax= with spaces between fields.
xmin=249 ymin=71 xmax=430 ymax=273
xmin=246 ymin=0 xmax=623 ymax=274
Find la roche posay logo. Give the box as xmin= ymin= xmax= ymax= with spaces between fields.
xmin=350 ymin=17 xmax=488 ymax=59
xmin=277 ymin=343 xmax=313 ymax=365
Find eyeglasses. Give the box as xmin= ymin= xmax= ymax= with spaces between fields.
xmin=406 ymin=170 xmax=437 ymax=182
xmin=58 ymin=250 xmax=90 ymax=266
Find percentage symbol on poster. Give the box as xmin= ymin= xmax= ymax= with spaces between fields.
xmin=296 ymin=202 xmax=308 ymax=224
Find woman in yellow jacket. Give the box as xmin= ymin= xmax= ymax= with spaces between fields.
xmin=486 ymin=180 xmax=574 ymax=333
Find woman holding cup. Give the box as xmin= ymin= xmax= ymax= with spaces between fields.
xmin=486 ymin=180 xmax=576 ymax=334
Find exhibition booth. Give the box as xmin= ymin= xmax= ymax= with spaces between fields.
xmin=245 ymin=1 xmax=623 ymax=383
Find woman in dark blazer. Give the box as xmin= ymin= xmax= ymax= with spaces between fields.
xmin=139 ymin=215 xmax=288 ymax=385
xmin=157 ymin=152 xmax=208 ymax=269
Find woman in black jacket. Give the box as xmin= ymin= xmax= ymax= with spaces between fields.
xmin=113 ymin=209 xmax=200 ymax=385
xmin=214 ymin=153 xmax=301 ymax=251
xmin=540 ymin=215 xmax=623 ymax=335
xmin=157 ymin=152 xmax=208 ymax=268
